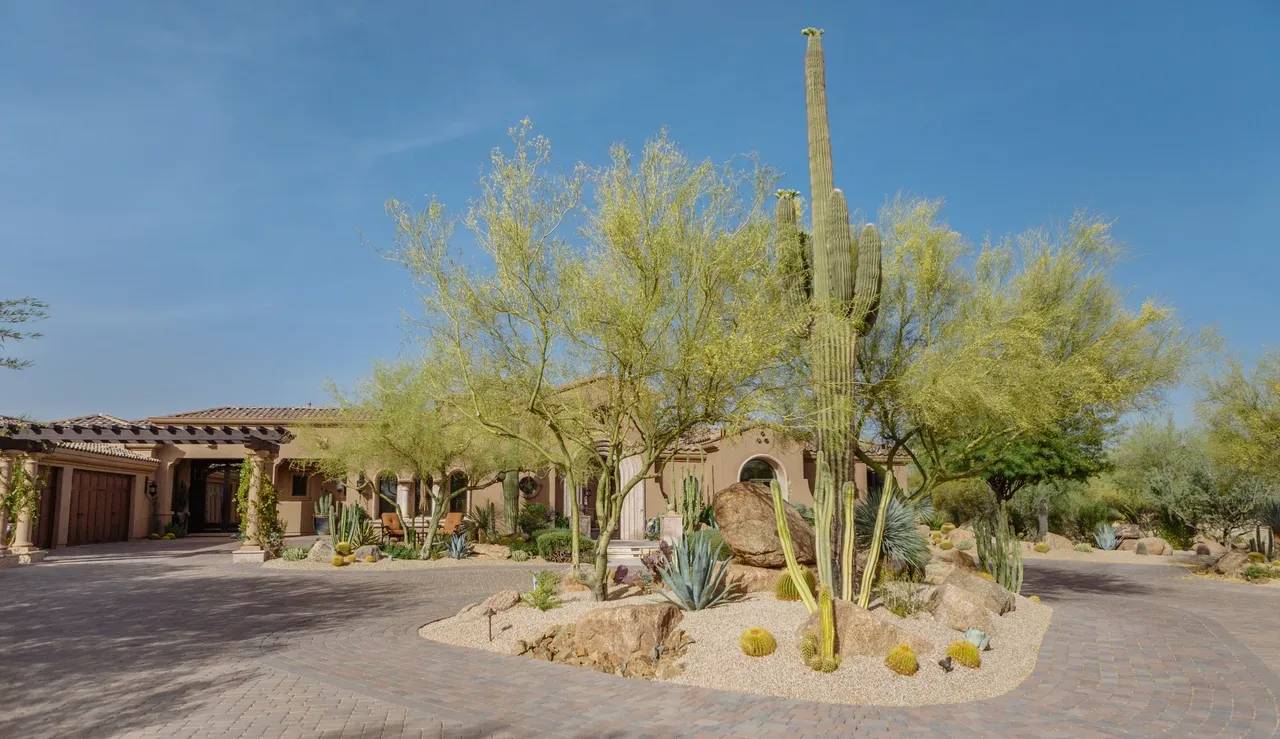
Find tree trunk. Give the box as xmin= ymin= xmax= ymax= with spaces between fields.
xmin=1036 ymin=496 xmax=1049 ymax=542
xmin=502 ymin=470 xmax=519 ymax=535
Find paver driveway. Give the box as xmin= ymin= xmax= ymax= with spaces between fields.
xmin=1 ymin=539 xmax=1277 ymax=738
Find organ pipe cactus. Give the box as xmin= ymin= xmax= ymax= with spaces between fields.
xmin=771 ymin=480 xmax=818 ymax=612
xmin=775 ymin=28 xmax=883 ymax=604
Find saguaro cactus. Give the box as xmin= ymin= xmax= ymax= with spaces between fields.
xmin=775 ymin=28 xmax=882 ymax=603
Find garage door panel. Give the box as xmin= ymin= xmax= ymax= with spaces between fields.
xmin=68 ymin=470 xmax=133 ymax=546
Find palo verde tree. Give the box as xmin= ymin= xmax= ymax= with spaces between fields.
xmin=848 ymin=201 xmax=1209 ymax=602
xmin=388 ymin=121 xmax=790 ymax=599
xmin=297 ymin=360 xmax=530 ymax=556
xmin=1201 ymin=350 xmax=1280 ymax=482
xmin=1 ymin=297 xmax=48 ymax=371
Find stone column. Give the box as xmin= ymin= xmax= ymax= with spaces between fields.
xmin=12 ymin=457 xmax=45 ymax=562
xmin=617 ymin=455 xmax=647 ymax=541
xmin=232 ymin=451 xmax=272 ymax=563
xmin=396 ymin=474 xmax=414 ymax=518
xmin=0 ymin=455 xmax=13 ymax=560
xmin=151 ymin=447 xmax=182 ymax=531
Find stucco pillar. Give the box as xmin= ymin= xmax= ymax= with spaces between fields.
xmin=232 ymin=451 xmax=271 ymax=563
xmin=0 ymin=455 xmax=13 ymax=560
xmin=151 ymin=446 xmax=182 ymax=530
xmin=396 ymin=474 xmax=414 ymax=518
xmin=12 ymin=457 xmax=46 ymax=562
xmin=617 ymin=455 xmax=647 ymax=541
xmin=54 ymin=465 xmax=74 ymax=547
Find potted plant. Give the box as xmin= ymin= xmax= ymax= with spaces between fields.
xmin=313 ymin=493 xmax=332 ymax=536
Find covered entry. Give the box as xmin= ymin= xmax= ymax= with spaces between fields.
xmin=66 ymin=469 xmax=133 ymax=546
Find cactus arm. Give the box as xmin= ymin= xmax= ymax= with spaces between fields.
xmin=826 ymin=189 xmax=856 ymax=308
xmin=857 ymin=471 xmax=896 ymax=609
xmin=839 ymin=481 xmax=856 ymax=601
xmin=819 ymin=585 xmax=836 ymax=664
xmin=851 ymin=223 xmax=882 ymax=329
xmin=775 ymin=191 xmax=810 ymax=314
xmin=770 ymin=480 xmax=818 ymax=613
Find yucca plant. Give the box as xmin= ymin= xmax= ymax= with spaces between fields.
xmin=465 ymin=501 xmax=498 ymax=543
xmin=855 ymin=482 xmax=931 ymax=577
xmin=653 ymin=530 xmax=734 ymax=611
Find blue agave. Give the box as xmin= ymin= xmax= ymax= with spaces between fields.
xmin=447 ymin=532 xmax=471 ymax=559
xmin=1094 ymin=523 xmax=1119 ymax=551
xmin=653 ymin=531 xmax=734 ymax=611
xmin=964 ymin=627 xmax=991 ymax=650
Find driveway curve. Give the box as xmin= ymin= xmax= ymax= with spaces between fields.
xmin=1 ymin=539 xmax=1276 ymax=738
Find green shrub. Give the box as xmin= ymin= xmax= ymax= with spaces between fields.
xmin=876 ymin=580 xmax=930 ymax=618
xmin=517 ymin=503 xmax=555 ymax=536
xmin=946 ymin=640 xmax=981 ymax=669
xmin=511 ymin=549 xmax=530 ymax=562
xmin=1074 ymin=543 xmax=1092 ymax=552
xmin=1033 ymin=542 xmax=1050 ymax=553
xmin=382 ymin=542 xmax=419 ymax=560
xmin=955 ymin=539 xmax=973 ymax=551
xmin=885 ymin=644 xmax=918 ymax=676
xmin=535 ymin=529 xmax=594 ymax=563
xmin=1241 ymin=564 xmax=1273 ymax=582
xmin=521 ymin=569 xmax=562 ymax=611
xmin=281 ymin=547 xmax=308 ymax=561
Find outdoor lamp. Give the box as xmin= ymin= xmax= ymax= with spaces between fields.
xmin=148 ymin=480 xmax=158 ymax=498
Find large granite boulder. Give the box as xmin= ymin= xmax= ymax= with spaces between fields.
xmin=725 ymin=563 xmax=781 ymax=594
xmin=1214 ymin=551 xmax=1250 ymax=578
xmin=456 ymin=590 xmax=522 ymax=621
xmin=1114 ymin=523 xmax=1141 ymax=541
xmin=939 ymin=569 xmax=1015 ymax=615
xmin=1133 ymin=537 xmax=1169 ymax=556
xmin=944 ymin=548 xmax=979 ymax=571
xmin=1194 ymin=538 xmax=1227 ymax=557
xmin=929 ymin=583 xmax=998 ymax=633
xmin=947 ymin=524 xmax=975 ymax=544
xmin=712 ymin=482 xmax=815 ymax=567
xmin=1042 ymin=533 xmax=1074 ymax=551
xmin=307 ymin=539 xmax=334 ymax=563
xmin=795 ymin=599 xmax=933 ymax=660
xmin=574 ymin=603 xmax=684 ymax=656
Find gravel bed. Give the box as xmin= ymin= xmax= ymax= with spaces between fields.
xmin=420 ymin=588 xmax=1052 ymax=706
xmin=261 ymin=556 xmax=546 ymax=571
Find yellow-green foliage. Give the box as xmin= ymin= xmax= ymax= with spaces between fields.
xmin=775 ymin=568 xmax=816 ymax=601
xmin=1034 ymin=542 xmax=1050 ymax=553
xmin=947 ymin=640 xmax=981 ymax=669
xmin=1248 ymin=552 xmax=1266 ymax=563
xmin=739 ymin=627 xmax=777 ymax=657
xmin=331 ymin=555 xmax=346 ymax=567
xmin=363 ymin=555 xmax=377 ymax=563
xmin=344 ymin=554 xmax=357 ymax=564
xmin=939 ymin=540 xmax=954 ymax=551
xmin=148 ymin=533 xmax=160 ymax=540
xmin=1028 ymin=595 xmax=1041 ymax=604
xmin=884 ymin=644 xmax=918 ymax=676
xmin=940 ymin=523 xmax=955 ymax=535
xmin=335 ymin=541 xmax=352 ymax=556
xmin=978 ymin=572 xmax=995 ymax=582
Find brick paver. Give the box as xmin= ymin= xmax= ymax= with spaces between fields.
xmin=1 ymin=539 xmax=1277 ymax=737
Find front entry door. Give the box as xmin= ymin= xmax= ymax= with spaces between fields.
xmin=189 ymin=461 xmax=241 ymax=533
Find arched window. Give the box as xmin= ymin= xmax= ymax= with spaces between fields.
xmin=739 ymin=458 xmax=777 ymax=486
xmin=378 ymin=475 xmax=398 ymax=515
xmin=448 ymin=471 xmax=468 ymax=513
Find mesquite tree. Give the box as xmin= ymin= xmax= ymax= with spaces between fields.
xmin=774 ymin=28 xmax=883 ymax=604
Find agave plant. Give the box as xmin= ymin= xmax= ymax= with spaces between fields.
xmin=446 ymin=532 xmax=471 ymax=559
xmin=653 ymin=530 xmax=733 ymax=611
xmin=855 ymin=483 xmax=931 ymax=576
xmin=1094 ymin=522 xmax=1119 ymax=551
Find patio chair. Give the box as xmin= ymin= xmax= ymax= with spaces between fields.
xmin=380 ymin=512 xmax=406 ymax=543
xmin=437 ymin=512 xmax=464 ymax=537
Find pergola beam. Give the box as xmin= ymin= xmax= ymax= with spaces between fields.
xmin=0 ymin=421 xmax=291 ymax=452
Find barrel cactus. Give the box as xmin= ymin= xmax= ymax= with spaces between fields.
xmin=1034 ymin=542 xmax=1050 ymax=553
xmin=335 ymin=541 xmax=352 ymax=556
xmin=939 ymin=540 xmax=954 ymax=551
xmin=804 ymin=585 xmax=840 ymax=673
xmin=775 ymin=567 xmax=817 ymax=601
xmin=800 ymin=632 xmax=819 ymax=664
xmin=330 ymin=555 xmax=346 ymax=567
xmin=884 ymin=644 xmax=918 ymax=676
xmin=1248 ymin=551 xmax=1266 ymax=563
xmin=363 ymin=555 xmax=377 ymax=563
xmin=1074 ymin=543 xmax=1092 ymax=552
xmin=947 ymin=640 xmax=981 ymax=669
xmin=940 ymin=523 xmax=955 ymax=535
xmin=739 ymin=627 xmax=777 ymax=657
xmin=1028 ymin=595 xmax=1041 ymax=604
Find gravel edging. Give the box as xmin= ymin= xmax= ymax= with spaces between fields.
xmin=261 ymin=557 xmax=547 ymax=571
xmin=419 ymin=589 xmax=1053 ymax=707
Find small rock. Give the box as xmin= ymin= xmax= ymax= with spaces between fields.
xmin=944 ymin=548 xmax=979 ymax=571
xmin=456 ymin=590 xmax=522 ymax=621
xmin=1042 ymin=533 xmax=1074 ymax=551
xmin=938 ymin=569 xmax=1016 ymax=615
xmin=560 ymin=573 xmax=591 ymax=593
xmin=353 ymin=545 xmax=382 ymax=561
xmin=472 ymin=543 xmax=511 ymax=560
xmin=1114 ymin=523 xmax=1141 ymax=540
xmin=946 ymin=524 xmax=975 ymax=543
xmin=938 ymin=656 xmax=953 ymax=672
xmin=1214 ymin=551 xmax=1250 ymax=578
xmin=510 ymin=640 xmax=528 ymax=655
xmin=1135 ymin=537 xmax=1168 ymax=556
xmin=929 ymin=584 xmax=998 ymax=633
xmin=725 ymin=563 xmax=782 ymax=594
xmin=306 ymin=539 xmax=335 ymax=563
xmin=574 ymin=603 xmax=684 ymax=657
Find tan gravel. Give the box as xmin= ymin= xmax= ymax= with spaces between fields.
xmin=261 ymin=556 xmax=544 ymax=571
xmin=419 ymin=588 xmax=1053 ymax=706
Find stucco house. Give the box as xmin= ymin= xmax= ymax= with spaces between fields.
xmin=0 ymin=406 xmax=905 ymax=563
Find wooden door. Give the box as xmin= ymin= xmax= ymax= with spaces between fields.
xmin=67 ymin=470 xmax=133 ymax=546
xmin=35 ymin=466 xmax=60 ymax=549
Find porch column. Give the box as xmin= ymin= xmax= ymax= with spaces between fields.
xmin=396 ymin=473 xmax=414 ymax=518
xmin=151 ymin=446 xmax=181 ymax=531
xmin=12 ymin=457 xmax=46 ymax=562
xmin=232 ymin=450 xmax=272 ymax=563
xmin=617 ymin=455 xmax=647 ymax=540
xmin=0 ymin=454 xmax=13 ymax=559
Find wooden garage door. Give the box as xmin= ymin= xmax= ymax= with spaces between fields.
xmin=68 ymin=470 xmax=132 ymax=546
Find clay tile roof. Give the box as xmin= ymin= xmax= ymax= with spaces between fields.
xmin=57 ymin=442 xmax=155 ymax=462
xmin=145 ymin=406 xmax=341 ymax=423
xmin=50 ymin=414 xmax=134 ymax=426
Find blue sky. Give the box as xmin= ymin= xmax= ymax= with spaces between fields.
xmin=1 ymin=1 xmax=1276 ymax=421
